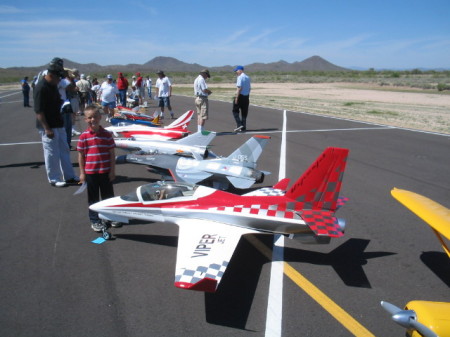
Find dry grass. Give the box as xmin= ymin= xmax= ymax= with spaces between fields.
xmin=174 ymin=82 xmax=450 ymax=134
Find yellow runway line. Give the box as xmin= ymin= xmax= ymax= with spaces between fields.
xmin=247 ymin=235 xmax=375 ymax=337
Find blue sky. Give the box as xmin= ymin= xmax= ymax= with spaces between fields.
xmin=0 ymin=0 xmax=449 ymax=69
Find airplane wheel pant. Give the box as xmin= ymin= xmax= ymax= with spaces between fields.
xmin=86 ymin=173 xmax=114 ymax=223
xmin=39 ymin=128 xmax=76 ymax=183
xmin=232 ymin=94 xmax=249 ymax=129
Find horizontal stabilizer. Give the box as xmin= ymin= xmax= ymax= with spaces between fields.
xmin=273 ymin=178 xmax=290 ymax=191
xmin=226 ymin=176 xmax=255 ymax=189
xmin=299 ymin=210 xmax=344 ymax=237
xmin=176 ymin=130 xmax=216 ymax=147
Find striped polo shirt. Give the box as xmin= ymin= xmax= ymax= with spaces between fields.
xmin=77 ymin=126 xmax=115 ymax=174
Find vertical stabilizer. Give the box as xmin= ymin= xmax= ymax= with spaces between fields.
xmin=226 ymin=135 xmax=270 ymax=168
xmin=166 ymin=110 xmax=194 ymax=129
xmin=285 ymin=147 xmax=349 ymax=211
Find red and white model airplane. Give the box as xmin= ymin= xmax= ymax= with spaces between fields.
xmin=90 ymin=147 xmax=349 ymax=292
xmin=106 ymin=110 xmax=194 ymax=140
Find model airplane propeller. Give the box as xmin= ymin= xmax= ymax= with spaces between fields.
xmin=90 ymin=147 xmax=350 ymax=292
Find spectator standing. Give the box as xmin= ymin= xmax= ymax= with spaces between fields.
xmin=116 ymin=72 xmax=129 ymax=107
xmin=98 ymin=74 xmax=119 ymax=122
xmin=76 ymin=74 xmax=91 ymax=114
xmin=77 ymin=105 xmax=121 ymax=232
xmin=58 ymin=73 xmax=74 ymax=148
xmin=155 ymin=70 xmax=174 ymax=119
xmin=145 ymin=76 xmax=152 ymax=100
xmin=232 ymin=65 xmax=251 ymax=132
xmin=135 ymin=72 xmax=144 ymax=105
xmin=33 ymin=57 xmax=79 ymax=187
xmin=90 ymin=78 xmax=100 ymax=103
xmin=193 ymin=69 xmax=212 ymax=132
xmin=21 ymin=76 xmax=31 ymax=107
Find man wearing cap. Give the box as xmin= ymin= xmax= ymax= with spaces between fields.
xmin=98 ymin=74 xmax=119 ymax=121
xmin=194 ymin=69 xmax=212 ymax=132
xmin=76 ymin=74 xmax=91 ymax=114
xmin=116 ymin=72 xmax=129 ymax=107
xmin=232 ymin=65 xmax=251 ymax=132
xmin=33 ymin=57 xmax=79 ymax=187
xmin=155 ymin=70 xmax=174 ymax=119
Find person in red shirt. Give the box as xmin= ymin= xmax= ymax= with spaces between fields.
xmin=135 ymin=72 xmax=144 ymax=105
xmin=117 ymin=72 xmax=129 ymax=107
xmin=77 ymin=105 xmax=121 ymax=232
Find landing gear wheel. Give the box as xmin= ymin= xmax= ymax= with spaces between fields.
xmin=102 ymin=230 xmax=111 ymax=240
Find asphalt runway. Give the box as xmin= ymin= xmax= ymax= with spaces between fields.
xmin=0 ymin=88 xmax=449 ymax=337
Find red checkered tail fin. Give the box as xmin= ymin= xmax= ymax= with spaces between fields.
xmin=285 ymin=147 xmax=349 ymax=212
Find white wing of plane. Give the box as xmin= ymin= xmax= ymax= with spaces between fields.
xmin=174 ymin=219 xmax=258 ymax=292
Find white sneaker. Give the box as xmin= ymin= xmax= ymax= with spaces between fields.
xmin=50 ymin=181 xmax=66 ymax=187
xmin=72 ymin=129 xmax=81 ymax=136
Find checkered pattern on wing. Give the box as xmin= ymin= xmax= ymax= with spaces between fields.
xmin=244 ymin=188 xmax=286 ymax=196
xmin=208 ymin=204 xmax=300 ymax=220
xmin=175 ymin=261 xmax=228 ymax=285
xmin=300 ymin=210 xmax=343 ymax=238
xmin=337 ymin=196 xmax=349 ymax=209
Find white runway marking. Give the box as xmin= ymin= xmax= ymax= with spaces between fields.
xmin=265 ymin=110 xmax=287 ymax=337
xmin=0 ymin=141 xmax=42 ymax=146
xmin=0 ymin=91 xmax=21 ymax=99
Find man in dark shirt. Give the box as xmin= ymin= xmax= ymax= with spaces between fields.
xmin=34 ymin=58 xmax=79 ymax=187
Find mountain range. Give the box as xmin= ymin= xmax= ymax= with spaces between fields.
xmin=2 ymin=56 xmax=350 ymax=76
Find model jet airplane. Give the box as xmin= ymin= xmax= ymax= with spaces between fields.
xmin=90 ymin=147 xmax=350 ymax=292
xmin=116 ymin=134 xmax=271 ymax=190
xmin=111 ymin=107 xmax=163 ymax=127
xmin=115 ymin=130 xmax=216 ymax=160
xmin=381 ymin=188 xmax=450 ymax=337
xmin=106 ymin=110 xmax=194 ymax=140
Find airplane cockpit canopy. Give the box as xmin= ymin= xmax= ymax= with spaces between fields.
xmin=120 ymin=182 xmax=197 ymax=202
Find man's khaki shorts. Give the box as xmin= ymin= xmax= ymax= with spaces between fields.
xmin=195 ymin=96 xmax=208 ymax=119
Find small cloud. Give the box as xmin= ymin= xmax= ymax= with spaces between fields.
xmin=0 ymin=5 xmax=23 ymax=14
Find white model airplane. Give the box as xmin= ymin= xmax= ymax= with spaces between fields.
xmin=106 ymin=110 xmax=194 ymax=140
xmin=115 ymin=131 xmax=216 ymax=160
xmin=90 ymin=147 xmax=350 ymax=292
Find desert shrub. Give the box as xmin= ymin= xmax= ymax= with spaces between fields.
xmin=437 ymin=83 xmax=450 ymax=91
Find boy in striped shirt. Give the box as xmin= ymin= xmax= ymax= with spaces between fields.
xmin=77 ymin=105 xmax=122 ymax=232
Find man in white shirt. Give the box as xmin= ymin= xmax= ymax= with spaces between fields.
xmin=98 ymin=74 xmax=119 ymax=121
xmin=193 ymin=69 xmax=212 ymax=132
xmin=155 ymin=70 xmax=174 ymax=119
xmin=145 ymin=76 xmax=152 ymax=99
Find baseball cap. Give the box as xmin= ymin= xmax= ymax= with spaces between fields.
xmin=118 ymin=72 xmax=123 ymax=76
xmin=107 ymin=74 xmax=113 ymax=79
xmin=233 ymin=65 xmax=244 ymax=72
xmin=80 ymin=74 xmax=86 ymax=79
xmin=156 ymin=70 xmax=164 ymax=75
xmin=136 ymin=72 xmax=141 ymax=76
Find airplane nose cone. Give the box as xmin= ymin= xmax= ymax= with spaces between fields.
xmin=89 ymin=199 xmax=110 ymax=212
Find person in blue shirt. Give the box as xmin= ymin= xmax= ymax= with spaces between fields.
xmin=232 ymin=66 xmax=251 ymax=132
xmin=21 ymin=76 xmax=31 ymax=107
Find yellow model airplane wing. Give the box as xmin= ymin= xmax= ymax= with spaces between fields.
xmin=391 ymin=188 xmax=450 ymax=257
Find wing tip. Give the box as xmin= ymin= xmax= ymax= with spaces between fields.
xmin=175 ymin=278 xmax=218 ymax=293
